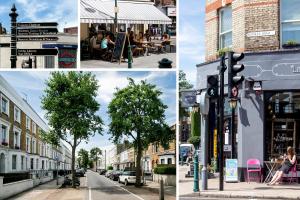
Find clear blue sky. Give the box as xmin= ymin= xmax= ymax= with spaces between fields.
xmin=179 ymin=0 xmax=205 ymax=86
xmin=0 ymin=71 xmax=176 ymax=152
xmin=0 ymin=0 xmax=77 ymax=32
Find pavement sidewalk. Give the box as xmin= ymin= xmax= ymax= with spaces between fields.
xmin=179 ymin=165 xmax=300 ymax=199
xmin=8 ymin=176 xmax=86 ymax=200
xmin=142 ymin=180 xmax=176 ymax=197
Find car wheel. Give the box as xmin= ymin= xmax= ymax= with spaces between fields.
xmin=124 ymin=179 xmax=128 ymax=186
xmin=118 ymin=178 xmax=121 ymax=183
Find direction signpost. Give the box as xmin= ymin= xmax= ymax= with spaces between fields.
xmin=0 ymin=43 xmax=10 ymax=47
xmin=17 ymin=37 xmax=59 ymax=42
xmin=17 ymin=28 xmax=58 ymax=35
xmin=17 ymin=22 xmax=58 ymax=27
xmin=17 ymin=49 xmax=58 ymax=56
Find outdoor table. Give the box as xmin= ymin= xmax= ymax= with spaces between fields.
xmin=264 ymin=161 xmax=282 ymax=183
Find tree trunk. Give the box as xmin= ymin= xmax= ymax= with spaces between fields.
xmin=95 ymin=159 xmax=97 ymax=172
xmin=135 ymin=133 xmax=142 ymax=187
xmin=71 ymin=138 xmax=77 ymax=188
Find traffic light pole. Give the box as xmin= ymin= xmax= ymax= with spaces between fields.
xmin=218 ymin=56 xmax=226 ymax=191
xmin=231 ymin=107 xmax=235 ymax=159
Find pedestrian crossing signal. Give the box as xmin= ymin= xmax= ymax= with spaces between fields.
xmin=207 ymin=75 xmax=219 ymax=98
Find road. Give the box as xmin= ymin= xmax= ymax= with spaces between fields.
xmin=85 ymin=170 xmax=143 ymax=200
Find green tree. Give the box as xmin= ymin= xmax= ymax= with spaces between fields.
xmin=179 ymin=70 xmax=194 ymax=119
xmin=41 ymin=72 xmax=103 ymax=187
xmin=90 ymin=147 xmax=102 ymax=171
xmin=108 ymin=78 xmax=173 ymax=187
xmin=78 ymin=149 xmax=90 ymax=169
xmin=188 ymin=108 xmax=201 ymax=148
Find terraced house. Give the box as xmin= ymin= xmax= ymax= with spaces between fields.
xmin=0 ymin=75 xmax=71 ymax=179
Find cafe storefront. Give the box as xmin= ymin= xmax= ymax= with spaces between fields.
xmin=80 ymin=0 xmax=172 ymax=40
xmin=196 ymin=49 xmax=300 ymax=181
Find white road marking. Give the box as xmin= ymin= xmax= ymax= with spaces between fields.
xmin=89 ymin=187 xmax=92 ymax=200
xmin=110 ymin=178 xmax=144 ymax=200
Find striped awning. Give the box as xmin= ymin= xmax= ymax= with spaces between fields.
xmin=80 ymin=0 xmax=172 ymax=25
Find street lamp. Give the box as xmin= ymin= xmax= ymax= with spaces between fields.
xmin=114 ymin=0 xmax=118 ymax=33
xmin=229 ymin=98 xmax=237 ymax=159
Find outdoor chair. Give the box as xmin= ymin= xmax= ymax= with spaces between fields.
xmin=247 ymin=158 xmax=263 ymax=183
xmin=282 ymin=160 xmax=298 ymax=184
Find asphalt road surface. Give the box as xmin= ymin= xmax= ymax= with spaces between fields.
xmin=85 ymin=170 xmax=143 ymax=200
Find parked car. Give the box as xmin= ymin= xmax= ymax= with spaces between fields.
xmin=118 ymin=171 xmax=144 ymax=186
xmin=75 ymin=169 xmax=85 ymax=177
xmin=99 ymin=169 xmax=107 ymax=175
xmin=110 ymin=171 xmax=121 ymax=181
xmin=105 ymin=170 xmax=113 ymax=178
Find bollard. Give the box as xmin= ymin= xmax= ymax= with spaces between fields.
xmin=158 ymin=58 xmax=172 ymax=68
xmin=159 ymin=178 xmax=164 ymax=200
xmin=193 ymin=153 xmax=199 ymax=192
xmin=128 ymin=45 xmax=132 ymax=68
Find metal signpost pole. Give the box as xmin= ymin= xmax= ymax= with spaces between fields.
xmin=115 ymin=0 xmax=118 ymax=33
xmin=218 ymin=56 xmax=226 ymax=191
xmin=9 ymin=4 xmax=18 ymax=68
xmin=231 ymin=107 xmax=235 ymax=159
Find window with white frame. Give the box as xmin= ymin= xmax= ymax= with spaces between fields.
xmin=26 ymin=116 xmax=30 ymax=130
xmin=14 ymin=128 xmax=21 ymax=149
xmin=21 ymin=156 xmax=24 ymax=170
xmin=32 ymin=122 xmax=36 ymax=134
xmin=26 ymin=136 xmax=31 ymax=152
xmin=32 ymin=139 xmax=36 ymax=154
xmin=14 ymin=106 xmax=21 ymax=123
xmin=1 ymin=95 xmax=9 ymax=115
xmin=219 ymin=6 xmax=232 ymax=49
xmin=36 ymin=158 xmax=39 ymax=169
xmin=1 ymin=121 xmax=9 ymax=145
xmin=12 ymin=155 xmax=17 ymax=170
xmin=281 ymin=0 xmax=300 ymax=45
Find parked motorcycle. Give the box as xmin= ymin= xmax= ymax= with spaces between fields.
xmin=62 ymin=176 xmax=80 ymax=187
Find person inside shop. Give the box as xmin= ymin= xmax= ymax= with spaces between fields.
xmin=90 ymin=32 xmax=103 ymax=59
xmin=145 ymin=30 xmax=151 ymax=42
xmin=267 ymin=146 xmax=297 ymax=185
xmin=101 ymin=32 xmax=115 ymax=61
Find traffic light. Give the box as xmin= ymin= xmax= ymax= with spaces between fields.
xmin=228 ymin=52 xmax=245 ymax=99
xmin=207 ymin=75 xmax=219 ymax=98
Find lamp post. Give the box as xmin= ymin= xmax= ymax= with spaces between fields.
xmin=229 ymin=99 xmax=237 ymax=159
xmin=9 ymin=4 xmax=18 ymax=68
xmin=114 ymin=0 xmax=118 ymax=33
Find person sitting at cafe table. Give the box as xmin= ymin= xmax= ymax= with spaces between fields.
xmin=101 ymin=33 xmax=115 ymax=60
xmin=267 ymin=146 xmax=296 ymax=185
xmin=90 ymin=32 xmax=103 ymax=59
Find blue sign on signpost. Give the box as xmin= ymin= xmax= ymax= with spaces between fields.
xmin=225 ymin=159 xmax=238 ymax=182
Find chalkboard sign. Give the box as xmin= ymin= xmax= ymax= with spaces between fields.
xmin=112 ymin=32 xmax=127 ymax=64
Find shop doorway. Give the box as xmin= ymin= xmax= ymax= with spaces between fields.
xmin=264 ymin=91 xmax=300 ymax=160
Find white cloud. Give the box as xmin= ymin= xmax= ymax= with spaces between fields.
xmin=16 ymin=0 xmax=77 ymax=31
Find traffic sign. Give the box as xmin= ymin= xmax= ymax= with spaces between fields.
xmin=0 ymin=43 xmax=10 ymax=47
xmin=17 ymin=37 xmax=59 ymax=42
xmin=17 ymin=49 xmax=58 ymax=56
xmin=17 ymin=22 xmax=58 ymax=27
xmin=17 ymin=28 xmax=58 ymax=36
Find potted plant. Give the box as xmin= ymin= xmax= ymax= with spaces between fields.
xmin=282 ymin=40 xmax=300 ymax=49
xmin=217 ymin=47 xmax=232 ymax=57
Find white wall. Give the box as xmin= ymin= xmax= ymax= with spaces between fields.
xmin=0 ymin=177 xmax=33 ymax=200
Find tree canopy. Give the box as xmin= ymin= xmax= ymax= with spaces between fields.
xmin=108 ymin=78 xmax=173 ymax=186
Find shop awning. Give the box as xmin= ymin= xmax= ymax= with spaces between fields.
xmin=80 ymin=0 xmax=172 ymax=25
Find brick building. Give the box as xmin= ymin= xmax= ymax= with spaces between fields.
xmin=197 ymin=0 xmax=300 ymax=181
xmin=0 ymin=75 xmax=71 ymax=175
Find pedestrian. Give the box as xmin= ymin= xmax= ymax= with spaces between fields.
xmin=267 ymin=146 xmax=296 ymax=185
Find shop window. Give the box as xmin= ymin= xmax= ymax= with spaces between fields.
xmin=219 ymin=6 xmax=232 ymax=49
xmin=14 ymin=106 xmax=21 ymax=123
xmin=45 ymin=56 xmax=55 ymax=68
xmin=1 ymin=95 xmax=9 ymax=115
xmin=12 ymin=155 xmax=17 ymax=170
xmin=281 ymin=0 xmax=300 ymax=45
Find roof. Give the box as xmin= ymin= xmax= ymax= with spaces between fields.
xmin=80 ymin=0 xmax=172 ymax=24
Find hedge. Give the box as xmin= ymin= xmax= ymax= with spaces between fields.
xmin=107 ymin=166 xmax=113 ymax=170
xmin=154 ymin=164 xmax=176 ymax=175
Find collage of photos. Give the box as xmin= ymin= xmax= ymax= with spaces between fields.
xmin=0 ymin=0 xmax=300 ymax=200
